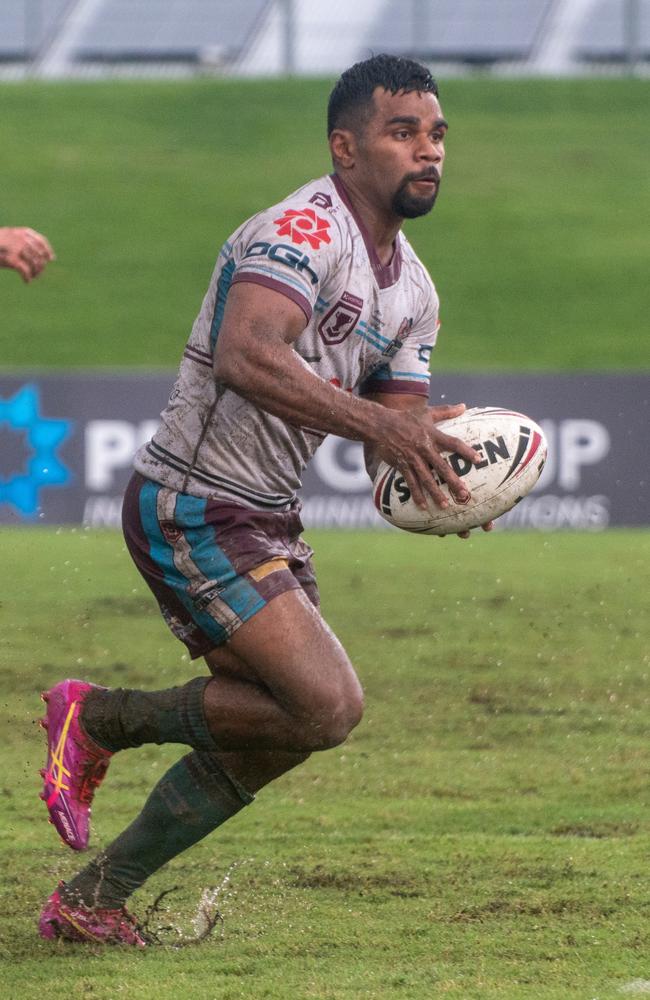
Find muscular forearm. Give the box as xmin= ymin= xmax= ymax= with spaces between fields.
xmin=216 ymin=335 xmax=392 ymax=446
xmin=213 ymin=281 xmax=478 ymax=510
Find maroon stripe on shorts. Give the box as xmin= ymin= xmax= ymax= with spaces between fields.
xmin=121 ymin=472 xmax=162 ymax=581
xmin=202 ymin=499 xmax=305 ymax=577
xmin=122 ymin=474 xmax=182 ymax=610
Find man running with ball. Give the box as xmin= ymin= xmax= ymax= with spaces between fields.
xmin=38 ymin=54 xmax=484 ymax=945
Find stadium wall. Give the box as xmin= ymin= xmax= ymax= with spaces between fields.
xmin=0 ymin=373 xmax=646 ymax=530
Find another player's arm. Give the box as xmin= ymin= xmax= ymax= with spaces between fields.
xmin=0 ymin=227 xmax=55 ymax=282
xmin=363 ymin=391 xmax=494 ymax=538
xmin=214 ymin=282 xmax=479 ymax=509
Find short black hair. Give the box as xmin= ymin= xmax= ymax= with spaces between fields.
xmin=327 ymin=53 xmax=439 ymax=137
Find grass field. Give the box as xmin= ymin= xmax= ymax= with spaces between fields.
xmin=1 ymin=73 xmax=647 ymax=999
xmin=0 ymin=527 xmax=648 ymax=999
xmin=1 ymin=77 xmax=649 ymax=371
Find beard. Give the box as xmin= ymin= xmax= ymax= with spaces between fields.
xmin=391 ymin=169 xmax=440 ymax=219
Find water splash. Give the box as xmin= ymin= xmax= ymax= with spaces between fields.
xmin=140 ymin=859 xmax=249 ymax=947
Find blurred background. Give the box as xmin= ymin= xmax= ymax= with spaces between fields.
xmin=1 ymin=0 xmax=648 ymax=78
xmin=0 ymin=0 xmax=648 ymax=528
xmin=2 ymin=11 xmax=648 ymax=994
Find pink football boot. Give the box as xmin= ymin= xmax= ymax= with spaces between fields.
xmin=39 ymin=886 xmax=147 ymax=947
xmin=39 ymin=679 xmax=113 ymax=851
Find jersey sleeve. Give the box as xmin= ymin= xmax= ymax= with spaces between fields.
xmin=230 ymin=203 xmax=340 ymax=324
xmin=359 ymin=284 xmax=440 ymax=398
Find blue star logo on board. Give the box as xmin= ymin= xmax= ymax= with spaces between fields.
xmin=0 ymin=385 xmax=72 ymax=518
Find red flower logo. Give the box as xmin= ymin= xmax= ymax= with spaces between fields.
xmin=273 ymin=207 xmax=332 ymax=250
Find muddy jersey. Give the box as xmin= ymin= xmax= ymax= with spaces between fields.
xmin=134 ymin=173 xmax=440 ymax=509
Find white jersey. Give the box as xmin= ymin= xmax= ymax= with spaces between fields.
xmin=134 ymin=174 xmax=440 ymax=509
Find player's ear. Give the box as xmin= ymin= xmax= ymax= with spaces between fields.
xmin=329 ymin=129 xmax=356 ymax=169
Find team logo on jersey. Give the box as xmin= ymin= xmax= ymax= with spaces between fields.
xmin=382 ymin=316 xmax=413 ymax=358
xmin=274 ymin=207 xmax=332 ymax=251
xmin=318 ymin=291 xmax=363 ymax=345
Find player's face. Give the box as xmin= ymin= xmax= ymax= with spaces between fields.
xmin=358 ymin=87 xmax=447 ymax=219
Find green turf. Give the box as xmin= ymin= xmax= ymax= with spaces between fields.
xmin=0 ymin=527 xmax=648 ymax=999
xmin=1 ymin=78 xmax=648 ymax=370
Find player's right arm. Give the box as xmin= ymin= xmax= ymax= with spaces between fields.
xmin=0 ymin=227 xmax=55 ymax=282
xmin=214 ymin=281 xmax=478 ymax=509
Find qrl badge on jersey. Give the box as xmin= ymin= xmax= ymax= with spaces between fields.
xmin=318 ymin=291 xmax=364 ymax=345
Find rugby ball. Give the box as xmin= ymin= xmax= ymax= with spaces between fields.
xmin=373 ymin=406 xmax=547 ymax=535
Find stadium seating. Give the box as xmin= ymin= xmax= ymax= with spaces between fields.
xmin=1 ymin=0 xmax=647 ymax=70
xmin=366 ymin=0 xmax=555 ymax=64
xmin=0 ymin=0 xmax=270 ymax=64
xmin=75 ymin=0 xmax=270 ymax=62
xmin=0 ymin=0 xmax=69 ymax=59
xmin=575 ymin=0 xmax=650 ymax=61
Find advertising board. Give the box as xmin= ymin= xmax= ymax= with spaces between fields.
xmin=0 ymin=374 xmax=647 ymax=529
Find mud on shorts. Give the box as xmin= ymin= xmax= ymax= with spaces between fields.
xmin=122 ymin=472 xmax=319 ymax=658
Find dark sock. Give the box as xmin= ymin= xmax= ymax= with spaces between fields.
xmin=61 ymin=751 xmax=254 ymax=909
xmin=81 ymin=677 xmax=214 ymax=753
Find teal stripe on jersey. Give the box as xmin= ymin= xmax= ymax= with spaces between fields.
xmin=174 ymin=494 xmax=265 ymax=624
xmin=236 ymin=262 xmax=309 ymax=298
xmin=210 ymin=258 xmax=236 ymax=352
xmin=138 ymin=482 xmax=229 ymax=645
xmin=355 ymin=327 xmax=385 ymax=351
xmin=383 ymin=370 xmax=430 ymax=381
xmin=358 ymin=320 xmax=391 ymax=345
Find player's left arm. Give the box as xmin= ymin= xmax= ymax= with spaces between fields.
xmin=359 ymin=284 xmax=446 ymax=481
xmin=362 ymin=392 xmax=494 ymax=540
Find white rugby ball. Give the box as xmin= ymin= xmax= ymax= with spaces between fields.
xmin=373 ymin=406 xmax=547 ymax=535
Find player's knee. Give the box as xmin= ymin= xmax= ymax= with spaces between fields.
xmin=344 ymin=681 xmax=364 ymax=733
xmin=306 ymin=681 xmax=364 ymax=751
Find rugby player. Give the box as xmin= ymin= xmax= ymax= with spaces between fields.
xmin=0 ymin=227 xmax=54 ymax=282
xmin=38 ymin=54 xmax=486 ymax=946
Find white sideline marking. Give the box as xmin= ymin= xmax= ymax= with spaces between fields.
xmin=619 ymin=981 xmax=650 ymax=995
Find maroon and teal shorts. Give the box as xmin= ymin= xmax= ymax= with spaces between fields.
xmin=122 ymin=472 xmax=319 ymax=658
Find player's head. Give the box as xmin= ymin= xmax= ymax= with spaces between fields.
xmin=327 ymin=53 xmax=439 ymax=138
xmin=328 ymin=54 xmax=446 ymax=221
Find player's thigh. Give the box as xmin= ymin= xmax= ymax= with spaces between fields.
xmin=204 ymin=644 xmax=259 ymax=681
xmin=224 ymin=587 xmax=363 ymax=722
